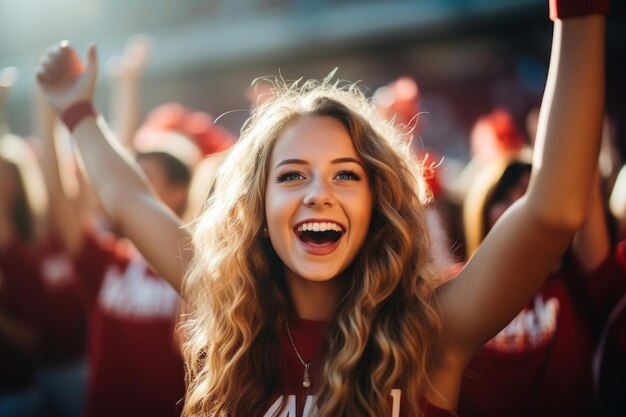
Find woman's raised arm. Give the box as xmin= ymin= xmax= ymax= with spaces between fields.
xmin=437 ymin=12 xmax=607 ymax=359
xmin=35 ymin=42 xmax=190 ymax=293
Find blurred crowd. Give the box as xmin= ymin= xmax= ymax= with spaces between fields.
xmin=1 ymin=34 xmax=625 ymax=417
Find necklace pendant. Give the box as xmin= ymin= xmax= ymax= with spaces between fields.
xmin=285 ymin=322 xmax=313 ymax=389
xmin=302 ymin=363 xmax=311 ymax=388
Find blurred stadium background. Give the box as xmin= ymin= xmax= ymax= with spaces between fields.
xmin=1 ymin=0 xmax=624 ymax=160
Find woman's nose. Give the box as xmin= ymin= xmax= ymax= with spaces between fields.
xmin=303 ymin=179 xmax=334 ymax=208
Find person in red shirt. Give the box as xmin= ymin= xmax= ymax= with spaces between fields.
xmin=38 ymin=91 xmax=190 ymax=416
xmin=30 ymin=232 xmax=88 ymax=417
xmin=0 ymin=132 xmax=44 ymax=416
xmin=2 ymin=70 xmax=88 ymax=417
xmin=458 ymin=154 xmax=622 ymax=416
xmin=37 ymin=35 xmax=235 ymax=414
xmin=35 ymin=1 xmax=609 ymax=415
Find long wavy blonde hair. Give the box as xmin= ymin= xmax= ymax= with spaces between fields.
xmin=182 ymin=76 xmax=443 ymax=417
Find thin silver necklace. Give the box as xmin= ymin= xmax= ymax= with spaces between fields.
xmin=285 ymin=321 xmax=312 ymax=388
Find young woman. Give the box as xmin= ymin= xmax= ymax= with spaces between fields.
xmin=34 ymin=1 xmax=609 ymax=415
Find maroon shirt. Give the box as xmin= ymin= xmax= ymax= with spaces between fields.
xmin=74 ymin=231 xmax=184 ymax=417
xmin=458 ymin=251 xmax=626 ymax=417
xmin=0 ymin=238 xmax=42 ymax=391
xmin=259 ymin=315 xmax=456 ymax=417
xmin=33 ymin=235 xmax=86 ymax=364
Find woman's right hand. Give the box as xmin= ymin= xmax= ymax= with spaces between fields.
xmin=35 ymin=41 xmax=99 ymax=114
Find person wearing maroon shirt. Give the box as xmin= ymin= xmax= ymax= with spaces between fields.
xmin=70 ymin=225 xmax=185 ymax=417
xmin=32 ymin=233 xmax=88 ymax=417
xmin=0 ymin=134 xmax=44 ymax=416
xmin=38 ymin=90 xmax=189 ymax=416
xmin=35 ymin=0 xmax=609 ymax=415
xmin=459 ymin=155 xmax=622 ymax=417
xmin=3 ymin=72 xmax=88 ymax=417
xmin=41 ymin=147 xmax=188 ymax=416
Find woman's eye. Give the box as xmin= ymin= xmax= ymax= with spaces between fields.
xmin=335 ymin=170 xmax=361 ymax=181
xmin=276 ymin=171 xmax=305 ymax=183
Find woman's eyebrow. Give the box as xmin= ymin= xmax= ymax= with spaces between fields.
xmin=331 ymin=157 xmax=363 ymax=167
xmin=275 ymin=157 xmax=364 ymax=169
xmin=275 ymin=158 xmax=308 ymax=169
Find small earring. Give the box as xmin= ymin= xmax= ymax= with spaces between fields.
xmin=262 ymin=226 xmax=269 ymax=237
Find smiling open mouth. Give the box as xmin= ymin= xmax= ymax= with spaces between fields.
xmin=295 ymin=222 xmax=344 ymax=245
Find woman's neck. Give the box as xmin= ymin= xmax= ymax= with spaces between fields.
xmin=285 ymin=272 xmax=343 ymax=322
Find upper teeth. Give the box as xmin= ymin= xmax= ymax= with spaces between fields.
xmin=297 ymin=222 xmax=343 ymax=232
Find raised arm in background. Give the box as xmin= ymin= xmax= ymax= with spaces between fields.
xmin=36 ymin=87 xmax=86 ymax=256
xmin=106 ymin=35 xmax=151 ymax=150
xmin=0 ymin=67 xmax=19 ymax=134
xmin=35 ymin=42 xmax=189 ymax=293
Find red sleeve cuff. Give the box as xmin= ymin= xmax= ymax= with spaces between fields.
xmin=61 ymin=101 xmax=98 ymax=132
xmin=549 ymin=0 xmax=610 ymax=20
